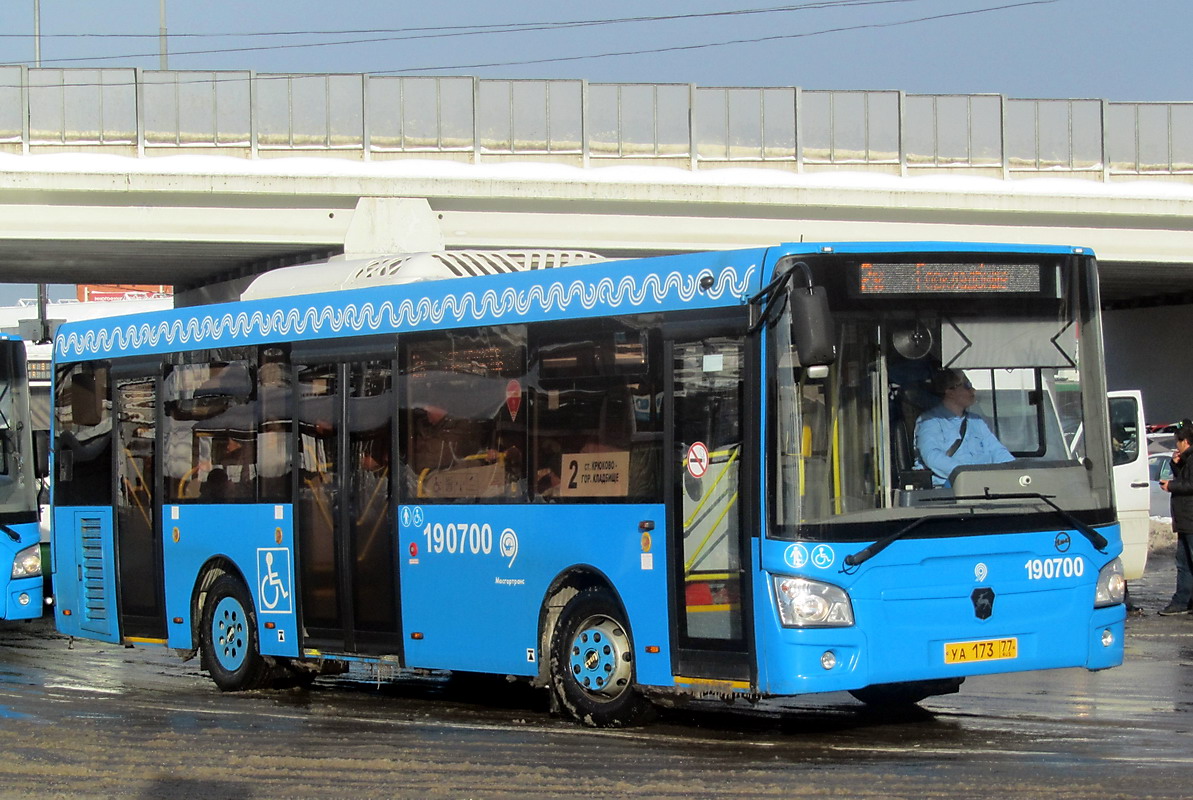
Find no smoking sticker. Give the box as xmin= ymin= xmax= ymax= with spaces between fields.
xmin=686 ymin=442 xmax=710 ymax=479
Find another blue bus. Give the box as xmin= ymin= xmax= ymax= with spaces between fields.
xmin=0 ymin=335 xmax=44 ymax=621
xmin=49 ymin=243 xmax=1124 ymax=725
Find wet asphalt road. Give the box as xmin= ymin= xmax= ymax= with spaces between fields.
xmin=1 ymin=556 xmax=1192 ymax=800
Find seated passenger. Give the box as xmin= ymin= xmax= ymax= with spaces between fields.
xmin=914 ymin=368 xmax=1013 ymax=487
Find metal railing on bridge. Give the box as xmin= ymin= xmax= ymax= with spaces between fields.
xmin=1 ymin=67 xmax=1190 ymax=181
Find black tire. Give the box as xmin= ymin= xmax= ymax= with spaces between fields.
xmin=549 ymin=587 xmax=652 ymax=728
xmin=199 ymin=574 xmax=274 ymax=692
xmin=849 ymin=677 xmax=963 ymax=707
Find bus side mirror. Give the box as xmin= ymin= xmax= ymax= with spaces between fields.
xmin=33 ymin=429 xmax=49 ymax=480
xmin=790 ymin=285 xmax=837 ymax=367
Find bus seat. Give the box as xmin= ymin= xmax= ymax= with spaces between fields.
xmin=891 ymin=381 xmax=934 ymax=490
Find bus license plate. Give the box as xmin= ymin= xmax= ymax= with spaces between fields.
xmin=943 ymin=637 xmax=1018 ymax=664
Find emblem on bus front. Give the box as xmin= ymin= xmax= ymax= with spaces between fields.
xmin=971 ymin=587 xmax=995 ymax=620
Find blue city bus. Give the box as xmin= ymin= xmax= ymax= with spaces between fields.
xmin=0 ymin=335 xmax=44 ymax=620
xmin=49 ymin=243 xmax=1125 ymax=726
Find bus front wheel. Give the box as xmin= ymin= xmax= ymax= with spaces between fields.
xmin=549 ymin=587 xmax=651 ymax=728
xmin=200 ymin=574 xmax=274 ymax=692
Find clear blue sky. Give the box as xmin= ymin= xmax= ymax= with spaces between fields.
xmin=0 ymin=0 xmax=1187 ymax=304
xmin=1 ymin=0 xmax=1188 ymax=101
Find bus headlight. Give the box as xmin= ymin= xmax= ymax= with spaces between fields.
xmin=773 ymin=575 xmax=854 ymax=627
xmin=11 ymin=546 xmax=41 ymax=579
xmin=1094 ymin=557 xmax=1125 ymax=608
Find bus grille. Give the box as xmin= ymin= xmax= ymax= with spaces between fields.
xmin=78 ymin=517 xmax=111 ymax=633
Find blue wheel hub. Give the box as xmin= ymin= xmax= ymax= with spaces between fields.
xmin=568 ymin=615 xmax=632 ymax=700
xmin=212 ymin=595 xmax=249 ymax=672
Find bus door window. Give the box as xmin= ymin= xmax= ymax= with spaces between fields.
xmin=402 ymin=327 xmax=527 ymax=502
xmin=115 ymin=373 xmax=163 ymax=637
xmin=257 ymin=346 xmax=292 ymax=502
xmin=297 ymin=362 xmax=340 ymax=631
xmin=673 ymin=337 xmax=745 ymax=644
xmin=294 ymin=348 xmax=400 ymax=650
xmin=348 ymin=360 xmax=396 ymax=633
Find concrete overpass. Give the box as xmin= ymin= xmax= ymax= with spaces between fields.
xmin=2 ymin=70 xmax=1193 ymax=414
xmin=4 ymin=156 xmax=1193 ymax=309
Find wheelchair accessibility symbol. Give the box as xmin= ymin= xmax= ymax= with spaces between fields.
xmin=400 ymin=506 xmax=425 ymax=529
xmin=810 ymin=544 xmax=835 ymax=569
xmin=257 ymin=548 xmax=292 ymax=614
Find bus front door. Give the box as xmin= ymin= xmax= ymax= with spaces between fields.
xmin=668 ymin=335 xmax=754 ymax=682
xmin=295 ymin=356 xmax=401 ymax=656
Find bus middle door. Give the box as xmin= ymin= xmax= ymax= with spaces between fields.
xmin=294 ymin=351 xmax=401 ymax=656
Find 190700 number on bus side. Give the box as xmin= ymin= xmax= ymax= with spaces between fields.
xmin=423 ymin=522 xmax=494 ymax=555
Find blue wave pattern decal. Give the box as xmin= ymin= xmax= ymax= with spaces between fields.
xmin=57 ymin=264 xmax=757 ymax=360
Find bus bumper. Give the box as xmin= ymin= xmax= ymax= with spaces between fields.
xmin=756 ymin=603 xmax=1126 ymax=697
xmin=3 ymin=575 xmax=44 ymax=621
xmin=1085 ymin=604 xmax=1126 ymax=671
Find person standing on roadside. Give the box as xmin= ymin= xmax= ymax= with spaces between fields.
xmin=1159 ymin=420 xmax=1193 ymax=615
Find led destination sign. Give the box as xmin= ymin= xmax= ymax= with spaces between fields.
xmin=857 ymin=261 xmax=1041 ymax=295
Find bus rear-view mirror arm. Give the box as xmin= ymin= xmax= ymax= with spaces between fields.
xmin=748 ymin=258 xmax=837 ymax=368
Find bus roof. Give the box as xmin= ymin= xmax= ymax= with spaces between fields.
xmin=240 ymin=250 xmax=609 ymax=301
xmin=52 ymin=242 xmax=1096 ymax=362
xmin=774 ymin=241 xmax=1093 ymax=257
xmin=54 ymin=246 xmax=771 ymax=361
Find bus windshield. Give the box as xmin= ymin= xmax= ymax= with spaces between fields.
xmin=770 ymin=252 xmax=1114 ymax=542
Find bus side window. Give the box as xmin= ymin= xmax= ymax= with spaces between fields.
xmin=162 ymin=351 xmax=259 ymax=503
xmin=402 ymin=327 xmax=527 ymax=502
xmin=530 ymin=319 xmax=663 ymax=502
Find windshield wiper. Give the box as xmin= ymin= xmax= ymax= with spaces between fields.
xmin=842 ymin=489 xmax=1108 ymax=570
xmin=843 ymin=515 xmax=939 ymax=569
xmin=939 ymin=490 xmax=1108 ymax=552
xmin=0 ymin=525 xmax=19 ymax=543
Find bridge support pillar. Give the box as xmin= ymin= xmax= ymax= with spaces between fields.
xmin=344 ymin=197 xmax=444 ymax=257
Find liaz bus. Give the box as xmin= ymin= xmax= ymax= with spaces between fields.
xmin=49 ymin=243 xmax=1125 ymax=726
xmin=0 ymin=335 xmax=44 ymax=621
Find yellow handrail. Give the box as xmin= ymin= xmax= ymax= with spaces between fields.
xmin=682 ymin=446 xmax=739 ymax=530
xmin=683 ymin=492 xmax=739 ymax=576
xmin=121 ymin=447 xmax=153 ymax=528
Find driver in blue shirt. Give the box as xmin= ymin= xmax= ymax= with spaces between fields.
xmin=914 ymin=368 xmax=1014 ymax=487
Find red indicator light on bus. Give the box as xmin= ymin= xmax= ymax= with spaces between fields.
xmin=411 ymin=632 xmax=424 ymax=640
xmin=264 ymin=622 xmax=276 ymax=630
xmin=645 ymin=646 xmax=660 ymax=654
xmin=409 ymin=542 xmax=418 ymax=558
xmin=172 ymin=617 xmax=183 ymax=624
xmin=63 ymin=609 xmax=71 ymax=616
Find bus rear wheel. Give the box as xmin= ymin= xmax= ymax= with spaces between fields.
xmin=200 ymin=574 xmax=274 ymax=691
xmin=549 ymin=587 xmax=651 ymax=728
